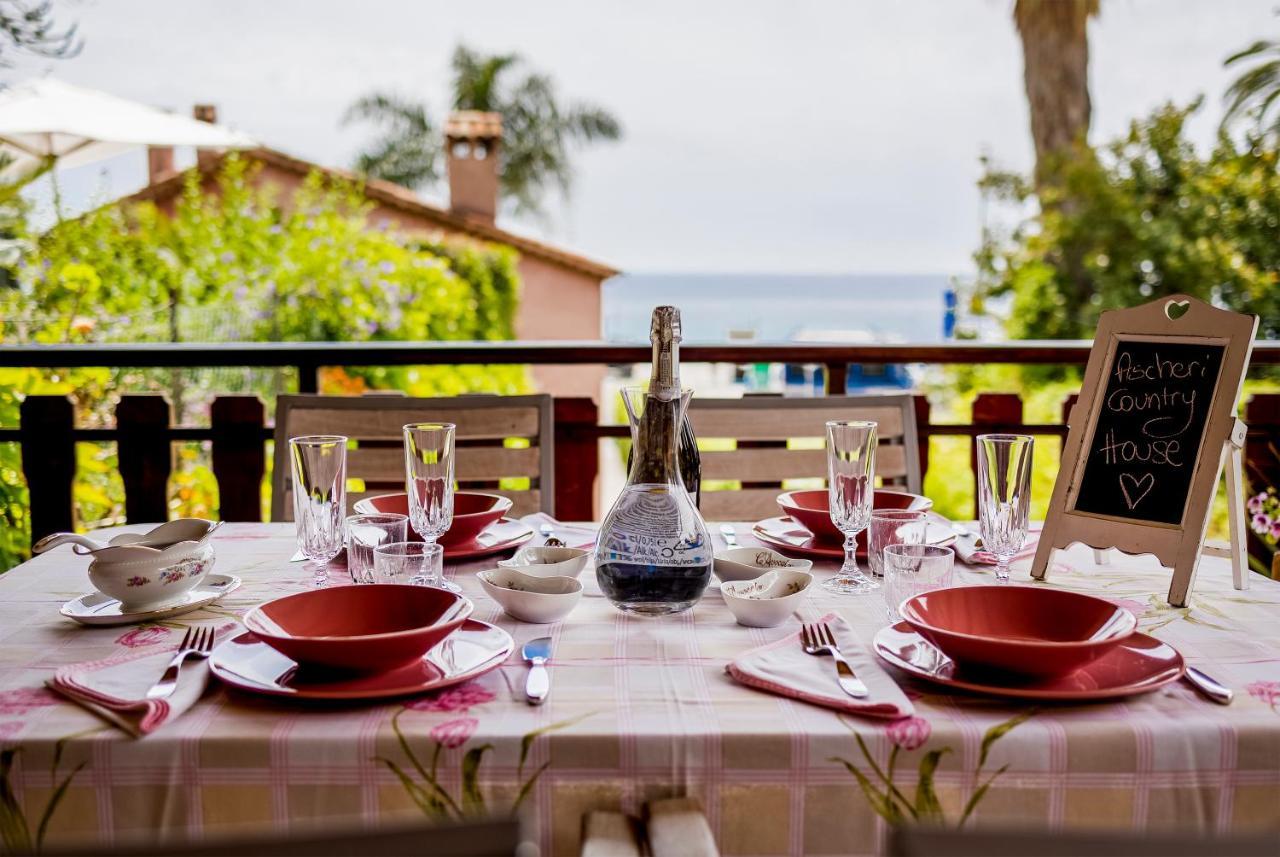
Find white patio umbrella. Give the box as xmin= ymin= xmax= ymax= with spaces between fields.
xmin=0 ymin=78 xmax=257 ymax=180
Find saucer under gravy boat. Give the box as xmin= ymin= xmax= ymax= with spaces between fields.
xmin=34 ymin=519 xmax=221 ymax=611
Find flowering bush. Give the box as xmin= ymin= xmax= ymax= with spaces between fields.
xmin=1248 ymin=490 xmax=1280 ymax=546
xmin=0 ymin=156 xmax=528 ymax=570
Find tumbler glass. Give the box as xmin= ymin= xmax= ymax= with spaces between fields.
xmin=373 ymin=541 xmax=444 ymax=587
xmin=290 ymin=435 xmax=347 ymax=588
xmin=882 ymin=543 xmax=955 ymax=622
xmin=868 ymin=509 xmax=929 ymax=577
xmin=345 ymin=513 xmax=408 ymax=584
xmin=976 ymin=434 xmax=1034 ymax=583
xmin=824 ymin=420 xmax=878 ymax=594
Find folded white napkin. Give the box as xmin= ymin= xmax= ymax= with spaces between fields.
xmin=518 ymin=513 xmax=597 ymax=549
xmin=726 ymin=613 xmax=914 ymax=719
xmin=48 ymin=639 xmax=216 ymax=737
xmin=952 ymin=526 xmax=1042 ymax=566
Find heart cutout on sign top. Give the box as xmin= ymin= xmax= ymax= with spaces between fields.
xmin=1165 ymin=299 xmax=1191 ymax=320
xmin=1119 ymin=472 xmax=1155 ymax=510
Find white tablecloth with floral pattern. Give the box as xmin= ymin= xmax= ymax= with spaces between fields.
xmin=1 ymin=522 xmax=1279 ymax=856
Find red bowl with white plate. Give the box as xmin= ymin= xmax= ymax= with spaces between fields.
xmin=899 ymin=586 xmax=1138 ymax=680
xmin=353 ymin=491 xmax=512 ymax=547
xmin=242 ymin=585 xmax=473 ymax=673
xmin=777 ymin=489 xmax=933 ymax=544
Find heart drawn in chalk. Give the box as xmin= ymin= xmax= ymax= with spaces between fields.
xmin=1120 ymin=472 xmax=1155 ymax=510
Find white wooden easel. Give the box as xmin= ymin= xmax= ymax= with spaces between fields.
xmin=1029 ymin=295 xmax=1258 ymax=607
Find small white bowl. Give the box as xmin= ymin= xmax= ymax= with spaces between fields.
xmin=498 ymin=545 xmax=591 ymax=579
xmin=713 ymin=547 xmax=813 ymax=583
xmin=478 ymin=567 xmax=582 ymax=624
xmin=721 ymin=569 xmax=814 ymax=628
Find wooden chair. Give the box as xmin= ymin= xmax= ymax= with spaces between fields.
xmin=687 ymin=394 xmax=921 ymax=521
xmin=271 ymin=394 xmax=553 ymax=521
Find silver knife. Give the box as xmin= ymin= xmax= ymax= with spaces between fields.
xmin=522 ymin=636 xmax=553 ymax=705
xmin=1184 ymin=666 xmax=1233 ymax=705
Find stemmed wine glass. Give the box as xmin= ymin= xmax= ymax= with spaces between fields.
xmin=289 ymin=435 xmax=347 ymax=588
xmin=403 ymin=422 xmax=460 ymax=593
xmin=824 ymin=420 xmax=879 ymax=594
xmin=976 ymin=433 xmax=1034 ymax=583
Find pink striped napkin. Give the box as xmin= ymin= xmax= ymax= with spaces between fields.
xmin=726 ymin=613 xmax=914 ymax=719
xmin=48 ymin=640 xmax=215 ymax=737
xmin=952 ymin=526 xmax=1043 ymax=566
xmin=518 ymin=513 xmax=597 ymax=550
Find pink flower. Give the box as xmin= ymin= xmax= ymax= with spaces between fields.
xmin=886 ymin=715 xmax=931 ymax=750
xmin=0 ymin=687 xmax=59 ymax=715
xmin=1253 ymin=514 xmax=1272 ymax=535
xmin=430 ymin=717 xmax=478 ymax=749
xmin=404 ymin=683 xmax=496 ymax=713
xmin=1246 ymin=680 xmax=1280 ymax=708
xmin=1248 ymin=493 xmax=1266 ymax=513
xmin=1271 ymin=521 xmax=1280 ymax=540
xmin=116 ymin=626 xmax=171 ymax=648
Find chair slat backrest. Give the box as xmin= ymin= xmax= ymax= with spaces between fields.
xmin=687 ymin=394 xmax=921 ymax=521
xmin=271 ymin=394 xmax=553 ymax=521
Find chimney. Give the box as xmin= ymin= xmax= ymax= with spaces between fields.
xmin=446 ymin=111 xmax=502 ymax=224
xmin=147 ymin=146 xmax=175 ymax=184
xmin=193 ymin=103 xmax=221 ymax=170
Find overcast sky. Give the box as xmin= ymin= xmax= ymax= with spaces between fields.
xmin=10 ymin=0 xmax=1275 ymax=274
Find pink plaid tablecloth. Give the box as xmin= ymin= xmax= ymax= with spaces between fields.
xmin=2 ymin=522 xmax=1279 ymax=856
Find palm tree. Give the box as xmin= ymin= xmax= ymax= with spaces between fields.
xmin=1013 ymin=0 xmax=1099 ymax=187
xmin=1221 ymin=35 xmax=1280 ymax=141
xmin=341 ymin=93 xmax=440 ymax=191
xmin=343 ymin=45 xmax=622 ymax=219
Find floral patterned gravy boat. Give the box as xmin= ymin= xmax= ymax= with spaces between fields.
xmin=33 ymin=519 xmax=221 ymax=611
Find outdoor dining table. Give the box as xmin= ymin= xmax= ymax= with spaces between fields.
xmin=1 ymin=521 xmax=1279 ymax=857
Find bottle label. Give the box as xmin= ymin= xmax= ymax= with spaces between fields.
xmin=599 ymin=485 xmax=706 ymax=567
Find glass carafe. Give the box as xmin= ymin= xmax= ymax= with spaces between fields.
xmin=597 ymin=387 xmax=712 ymax=615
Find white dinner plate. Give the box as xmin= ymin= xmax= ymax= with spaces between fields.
xmin=60 ymin=573 xmax=242 ymax=626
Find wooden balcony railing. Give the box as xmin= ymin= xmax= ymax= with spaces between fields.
xmin=3 ymin=340 xmax=1280 ymax=564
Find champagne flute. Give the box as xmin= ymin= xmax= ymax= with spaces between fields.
xmin=824 ymin=420 xmax=878 ymax=594
xmin=289 ymin=435 xmax=347 ymax=588
xmin=976 ymin=434 xmax=1034 ymax=583
xmin=403 ymin=422 xmax=460 ymax=593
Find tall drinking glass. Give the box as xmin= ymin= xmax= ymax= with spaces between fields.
xmin=824 ymin=420 xmax=878 ymax=594
xmin=290 ymin=435 xmax=347 ymax=588
xmin=403 ymin=422 xmax=459 ymax=593
xmin=976 ymin=434 xmax=1034 ymax=583
xmin=868 ymin=509 xmax=929 ymax=577
xmin=346 ymin=513 xmax=408 ymax=584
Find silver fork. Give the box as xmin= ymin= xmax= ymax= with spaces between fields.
xmin=801 ymin=622 xmax=868 ymax=698
xmin=145 ymin=626 xmax=215 ymax=700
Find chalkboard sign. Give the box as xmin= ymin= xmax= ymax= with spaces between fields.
xmin=1031 ymin=296 xmax=1258 ymax=607
xmin=1072 ymin=339 xmax=1225 ymax=526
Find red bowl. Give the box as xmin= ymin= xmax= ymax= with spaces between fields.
xmin=242 ymin=585 xmax=473 ymax=673
xmin=777 ymin=489 xmax=933 ymax=545
xmin=900 ymin=586 xmax=1138 ymax=680
xmin=353 ymin=491 xmax=513 ymax=547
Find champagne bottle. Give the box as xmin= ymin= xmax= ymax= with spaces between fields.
xmin=626 ymin=315 xmax=702 ymax=507
xmin=596 ymin=306 xmax=712 ymax=616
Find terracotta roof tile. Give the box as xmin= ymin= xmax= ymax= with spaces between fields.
xmin=126 ymin=147 xmax=619 ymax=280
